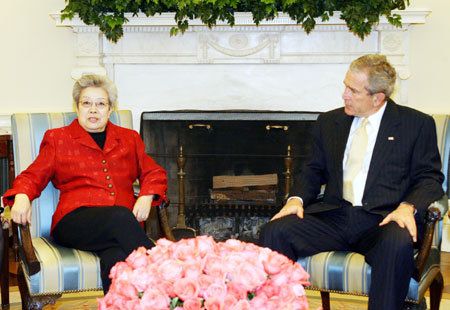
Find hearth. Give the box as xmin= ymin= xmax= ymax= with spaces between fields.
xmin=140 ymin=110 xmax=319 ymax=242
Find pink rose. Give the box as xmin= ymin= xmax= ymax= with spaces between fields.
xmin=140 ymin=287 xmax=170 ymax=310
xmin=128 ymin=268 xmax=154 ymax=292
xmin=226 ymin=281 xmax=248 ymax=301
xmin=230 ymin=300 xmax=251 ymax=310
xmin=202 ymin=254 xmax=226 ymax=278
xmin=266 ymin=296 xmax=284 ymax=310
xmin=108 ymin=261 xmax=131 ymax=280
xmin=183 ymin=298 xmax=203 ymax=310
xmin=234 ymin=261 xmax=267 ymax=291
xmin=184 ymin=261 xmax=203 ymax=279
xmin=99 ymin=284 xmax=138 ymax=310
xmin=173 ymin=277 xmax=199 ymax=300
xmin=257 ymin=278 xmax=280 ymax=298
xmin=157 ymin=259 xmax=183 ymax=281
xmin=270 ymin=271 xmax=290 ymax=287
xmin=240 ymin=243 xmax=265 ymax=263
xmin=292 ymin=296 xmax=310 ymax=310
xmin=290 ymin=263 xmax=310 ymax=285
xmin=126 ymin=247 xmax=149 ymax=269
xmin=204 ymin=297 xmax=223 ymax=310
xmin=203 ymin=283 xmax=227 ymax=302
xmin=198 ymin=274 xmax=217 ymax=297
xmin=220 ymin=239 xmax=245 ymax=253
xmin=155 ymin=237 xmax=174 ymax=247
xmin=108 ymin=279 xmax=137 ymax=300
xmin=221 ymin=253 xmax=246 ymax=281
xmin=125 ymin=298 xmax=142 ymax=310
xmin=159 ymin=279 xmax=176 ymax=298
xmin=223 ymin=294 xmax=238 ymax=310
xmin=249 ymin=293 xmax=268 ymax=309
xmin=278 ymin=284 xmax=296 ymax=304
xmin=262 ymin=249 xmax=292 ymax=276
xmin=195 ymin=235 xmax=218 ymax=258
xmin=291 ymin=283 xmax=306 ymax=297
xmin=172 ymin=239 xmax=199 ymax=262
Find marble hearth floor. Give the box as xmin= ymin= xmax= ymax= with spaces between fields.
xmin=2 ymin=252 xmax=450 ymax=309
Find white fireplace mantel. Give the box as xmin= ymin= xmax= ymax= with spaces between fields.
xmin=51 ymin=9 xmax=430 ymax=130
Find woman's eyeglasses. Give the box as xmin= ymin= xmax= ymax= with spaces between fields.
xmin=79 ymin=101 xmax=109 ymax=109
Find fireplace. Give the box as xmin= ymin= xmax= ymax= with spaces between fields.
xmin=140 ymin=110 xmax=319 ymax=242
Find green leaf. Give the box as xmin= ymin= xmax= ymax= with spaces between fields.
xmin=61 ymin=0 xmax=410 ymax=42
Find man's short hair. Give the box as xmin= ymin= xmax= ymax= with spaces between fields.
xmin=349 ymin=54 xmax=396 ymax=98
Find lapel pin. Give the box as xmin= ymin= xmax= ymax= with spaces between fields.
xmin=388 ymin=137 xmax=394 ymax=140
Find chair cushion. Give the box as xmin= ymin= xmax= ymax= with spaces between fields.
xmin=297 ymin=247 xmax=441 ymax=302
xmin=24 ymin=237 xmax=102 ymax=295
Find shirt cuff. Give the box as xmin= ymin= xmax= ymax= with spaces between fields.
xmin=287 ymin=196 xmax=303 ymax=205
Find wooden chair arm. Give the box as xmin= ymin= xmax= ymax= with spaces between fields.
xmin=17 ymin=224 xmax=40 ymax=276
xmin=413 ymin=206 xmax=440 ymax=281
xmin=157 ymin=201 xmax=175 ymax=242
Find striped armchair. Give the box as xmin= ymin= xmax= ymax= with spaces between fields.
xmin=9 ymin=111 xmax=173 ymax=309
xmin=298 ymin=114 xmax=449 ymax=310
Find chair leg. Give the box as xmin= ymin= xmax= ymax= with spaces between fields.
xmin=1 ymin=227 xmax=9 ymax=309
xmin=320 ymin=291 xmax=331 ymax=310
xmin=429 ymin=271 xmax=443 ymax=310
xmin=17 ymin=266 xmax=62 ymax=310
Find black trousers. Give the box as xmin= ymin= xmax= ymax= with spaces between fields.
xmin=259 ymin=205 xmax=420 ymax=310
xmin=52 ymin=206 xmax=154 ymax=294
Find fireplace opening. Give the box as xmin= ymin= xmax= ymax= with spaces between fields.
xmin=140 ymin=110 xmax=319 ymax=242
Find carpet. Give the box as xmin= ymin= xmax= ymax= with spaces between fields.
xmin=4 ymin=288 xmax=450 ymax=309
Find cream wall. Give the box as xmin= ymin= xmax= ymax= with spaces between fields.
xmin=409 ymin=0 xmax=450 ymax=114
xmin=0 ymin=1 xmax=448 ymax=116
xmin=0 ymin=0 xmax=74 ymax=116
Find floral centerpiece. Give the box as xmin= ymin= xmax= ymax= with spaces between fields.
xmin=98 ymin=236 xmax=310 ymax=310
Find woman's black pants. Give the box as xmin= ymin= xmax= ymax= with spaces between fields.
xmin=52 ymin=206 xmax=154 ymax=294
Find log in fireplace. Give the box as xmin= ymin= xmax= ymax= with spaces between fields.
xmin=140 ymin=110 xmax=319 ymax=242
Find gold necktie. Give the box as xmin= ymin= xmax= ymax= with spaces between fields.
xmin=343 ymin=118 xmax=369 ymax=204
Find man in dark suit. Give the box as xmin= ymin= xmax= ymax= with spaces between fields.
xmin=259 ymin=54 xmax=444 ymax=309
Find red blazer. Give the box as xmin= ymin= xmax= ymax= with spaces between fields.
xmin=3 ymin=119 xmax=168 ymax=233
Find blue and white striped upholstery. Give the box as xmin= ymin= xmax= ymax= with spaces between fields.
xmin=11 ymin=111 xmax=133 ymax=295
xmin=297 ymin=114 xmax=449 ymax=303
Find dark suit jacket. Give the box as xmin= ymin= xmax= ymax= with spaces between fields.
xmin=3 ymin=119 xmax=168 ymax=233
xmin=292 ymin=99 xmax=444 ymax=222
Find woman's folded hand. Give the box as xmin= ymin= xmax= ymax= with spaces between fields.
xmin=133 ymin=195 xmax=154 ymax=222
xmin=11 ymin=193 xmax=32 ymax=225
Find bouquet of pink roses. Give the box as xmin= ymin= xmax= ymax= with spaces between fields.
xmin=98 ymin=236 xmax=310 ymax=310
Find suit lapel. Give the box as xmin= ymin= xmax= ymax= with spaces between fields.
xmin=363 ymin=100 xmax=400 ymax=196
xmin=333 ymin=112 xmax=353 ymax=195
xmin=68 ymin=120 xmax=101 ymax=150
xmin=69 ymin=120 xmax=120 ymax=153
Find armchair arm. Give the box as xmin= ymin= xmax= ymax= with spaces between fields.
xmin=133 ymin=182 xmax=175 ymax=241
xmin=157 ymin=201 xmax=175 ymax=242
xmin=412 ymin=195 xmax=447 ymax=280
xmin=16 ymin=223 xmax=40 ymax=275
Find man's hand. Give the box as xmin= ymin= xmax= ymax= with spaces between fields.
xmin=11 ymin=193 xmax=32 ymax=225
xmin=271 ymin=198 xmax=304 ymax=221
xmin=379 ymin=203 xmax=417 ymax=242
xmin=133 ymin=195 xmax=153 ymax=222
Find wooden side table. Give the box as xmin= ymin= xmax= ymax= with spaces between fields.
xmin=0 ymin=134 xmax=13 ymax=308
xmin=0 ymin=135 xmax=14 ymax=191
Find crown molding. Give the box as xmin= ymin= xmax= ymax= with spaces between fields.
xmin=51 ymin=9 xmax=431 ymax=29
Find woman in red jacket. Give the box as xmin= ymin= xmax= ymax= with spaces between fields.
xmin=3 ymin=75 xmax=168 ymax=293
